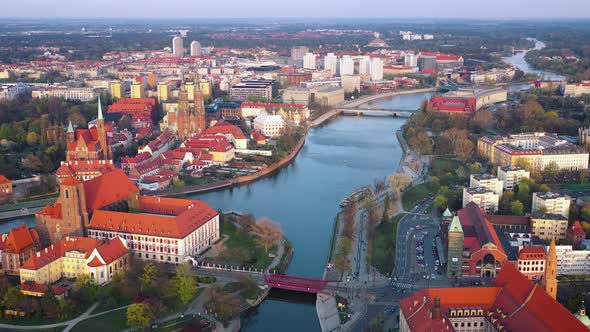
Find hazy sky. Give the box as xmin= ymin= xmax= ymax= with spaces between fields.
xmin=3 ymin=0 xmax=590 ymax=19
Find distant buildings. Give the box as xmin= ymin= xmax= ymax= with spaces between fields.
xmin=161 ymin=84 xmax=206 ymax=140
xmin=172 ymin=36 xmax=184 ymax=58
xmin=323 ymin=53 xmax=338 ymax=74
xmin=555 ymin=245 xmax=590 ymax=276
xmin=339 ymin=55 xmax=354 ymax=76
xmin=0 ymin=175 xmax=12 ymax=199
xmin=31 ymin=86 xmax=98 ymax=102
xmin=253 ymin=110 xmax=285 ymax=138
xmin=290 ymin=46 xmax=309 ymax=62
xmin=478 ymin=132 xmax=589 ymax=172
xmin=313 ymin=86 xmax=345 ymax=106
xmin=108 ymin=81 xmax=125 ymax=99
xmin=369 ymin=58 xmax=384 ymax=81
xmin=563 ymin=81 xmax=590 ymax=97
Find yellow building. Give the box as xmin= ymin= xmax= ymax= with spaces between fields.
xmin=157 ymin=82 xmax=170 ymax=102
xmin=108 ymin=81 xmax=125 ymax=99
xmin=199 ymin=80 xmax=212 ymax=99
xmin=530 ymin=213 xmax=568 ymax=241
xmin=184 ymin=82 xmax=196 ymax=101
xmin=130 ymin=82 xmax=144 ymax=98
xmin=20 ymin=236 xmax=129 ymax=286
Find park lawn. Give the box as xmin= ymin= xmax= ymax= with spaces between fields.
xmin=402 ymin=183 xmax=435 ymax=211
xmin=371 ymin=213 xmax=405 ymax=275
xmin=70 ymin=307 xmax=128 ymax=332
xmin=206 ymin=220 xmax=275 ymax=270
xmin=3 ymin=328 xmax=65 ymax=332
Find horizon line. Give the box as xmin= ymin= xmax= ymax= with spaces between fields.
xmin=1 ymin=16 xmax=590 ymax=21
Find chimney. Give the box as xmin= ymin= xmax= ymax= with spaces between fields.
xmin=432 ymin=296 xmax=442 ymax=320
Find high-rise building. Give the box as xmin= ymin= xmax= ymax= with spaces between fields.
xmin=157 ymin=82 xmax=170 ymax=103
xmin=370 ymin=57 xmax=384 ymax=81
xmin=323 ymin=53 xmax=338 ymax=74
xmin=303 ymin=53 xmax=317 ymax=70
xmin=199 ymin=79 xmax=212 ymax=99
xmin=446 ymin=216 xmax=464 ymax=278
xmin=108 ymin=81 xmax=125 ymax=99
xmin=290 ymin=46 xmax=309 ymax=61
xmin=404 ymin=54 xmax=418 ymax=67
xmin=172 ymin=36 xmax=184 ymax=58
xmin=542 ymin=238 xmax=558 ymax=299
xmin=340 ymin=55 xmax=354 ymax=76
xmin=190 ymin=41 xmax=202 ymax=56
xmin=358 ymin=56 xmax=370 ymax=76
xmin=130 ymin=82 xmax=144 ymax=98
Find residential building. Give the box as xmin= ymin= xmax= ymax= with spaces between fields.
xmin=532 ymin=192 xmax=571 ymax=218
xmin=462 ymin=187 xmax=499 ymax=213
xmin=88 ymin=196 xmax=219 ymax=264
xmin=567 ymin=221 xmax=586 ymax=245
xmin=32 ymin=87 xmax=97 ymax=102
xmin=56 ymin=160 xmax=117 ymax=182
xmin=0 ymin=225 xmax=41 ymax=275
xmin=229 ymin=79 xmax=277 ymax=101
xmin=517 ymin=246 xmax=546 ymax=281
xmin=172 ymin=36 xmax=184 ymax=58
xmin=19 ymin=236 xmax=129 ymax=286
xmin=202 ymin=121 xmax=248 ymax=149
xmin=497 ymin=166 xmax=529 ymax=191
xmin=190 ymin=41 xmax=202 ymax=56
xmin=157 ymin=82 xmax=170 ymax=103
xmin=341 ymin=75 xmax=361 ymax=93
xmin=404 ymin=54 xmax=418 ymax=67
xmin=443 ymin=87 xmax=507 ymax=111
xmin=340 ymin=55 xmax=354 ymax=76
xmin=358 ymin=56 xmax=371 ymax=76
xmin=399 ymin=262 xmax=587 ymax=332
xmin=130 ymin=82 xmax=144 ymax=98
xmin=530 ymin=213 xmax=568 ymax=241
xmin=240 ymin=102 xmax=309 ymax=125
xmin=323 ymin=53 xmax=338 ymax=74
xmin=253 ymin=110 xmax=285 ymax=138
xmin=555 ymin=245 xmax=590 ymax=276
xmin=469 ymin=174 xmax=503 ymax=196
xmin=290 ymin=46 xmax=309 ymax=62
xmin=109 ymin=81 xmax=125 ymax=99
xmin=181 ymin=134 xmax=235 ymax=163
xmin=303 ymin=53 xmax=317 ymax=70
xmin=369 ymin=58 xmax=384 ymax=81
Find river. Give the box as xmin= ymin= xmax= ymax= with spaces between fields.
xmin=502 ymin=38 xmax=566 ymax=82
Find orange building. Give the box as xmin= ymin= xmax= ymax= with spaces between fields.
xmin=161 ymin=83 xmax=206 ymax=140
xmin=0 ymin=225 xmax=41 ymax=275
xmin=35 ymin=170 xmax=139 ymax=245
xmin=567 ymin=221 xmax=587 ymax=245
xmin=399 ymin=262 xmax=587 ymax=332
xmin=0 ymin=176 xmax=12 ymax=198
xmin=66 ymin=97 xmax=112 ymax=162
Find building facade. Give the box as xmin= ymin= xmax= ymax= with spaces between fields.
xmin=497 ymin=166 xmax=529 ymax=191
xmin=530 ymin=213 xmax=568 ymax=241
xmin=462 ymin=187 xmax=499 ymax=213
xmin=0 ymin=225 xmax=41 ymax=275
xmin=532 ymin=192 xmax=571 ymax=218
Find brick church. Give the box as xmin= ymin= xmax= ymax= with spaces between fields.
xmin=66 ymin=96 xmax=112 ymax=161
xmin=161 ymin=82 xmax=206 ymax=140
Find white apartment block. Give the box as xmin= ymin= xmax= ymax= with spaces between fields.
xmin=370 ymin=58 xmax=384 ymax=81
xmin=404 ymin=54 xmax=418 ymax=67
xmin=532 ymin=192 xmax=571 ymax=219
xmin=190 ymin=41 xmax=202 ymax=56
xmin=497 ymin=166 xmax=530 ymax=191
xmin=462 ymin=187 xmax=499 ymax=213
xmin=469 ymin=174 xmax=504 ymax=196
xmin=172 ymin=36 xmax=184 ymax=58
xmin=555 ymin=245 xmax=590 ymax=276
xmin=323 ymin=53 xmax=338 ymax=74
xmin=303 ymin=53 xmax=317 ymax=70
xmin=358 ymin=56 xmax=370 ymax=76
xmin=340 ymin=55 xmax=354 ymax=76
xmin=32 ymin=87 xmax=98 ymax=102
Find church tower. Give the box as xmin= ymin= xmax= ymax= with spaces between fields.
xmin=193 ymin=79 xmax=206 ymax=133
xmin=542 ymin=237 xmax=558 ymax=299
xmin=447 ymin=216 xmax=464 ymax=278
xmin=96 ymin=96 xmax=110 ymax=159
xmin=177 ymin=89 xmax=190 ymax=140
xmin=67 ymin=121 xmax=75 ymax=145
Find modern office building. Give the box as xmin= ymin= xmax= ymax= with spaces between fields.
xmin=229 ymin=79 xmax=277 ymax=101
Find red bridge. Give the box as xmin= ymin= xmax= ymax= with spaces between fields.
xmin=264 ymin=274 xmax=329 ymax=294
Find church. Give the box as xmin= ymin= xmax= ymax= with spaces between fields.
xmin=66 ymin=96 xmax=112 ymax=162
xmin=160 ymin=82 xmax=207 ymax=140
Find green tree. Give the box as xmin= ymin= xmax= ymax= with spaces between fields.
xmin=544 ymin=161 xmax=559 ymax=182
xmin=127 ymin=303 xmax=154 ymax=329
xmin=581 ymin=205 xmax=590 ymax=221
xmin=511 ymin=201 xmax=525 ymax=216
xmin=26 ymin=132 xmax=38 ymax=146
xmin=433 ymin=195 xmax=448 ymax=210
xmin=173 ymin=263 xmax=198 ymax=305
xmin=3 ymin=287 xmax=26 ymax=310
xmin=499 ymin=191 xmax=516 ymax=214
xmin=139 ymin=262 xmax=160 ymax=294
xmin=41 ymin=286 xmax=59 ymax=318
xmin=72 ymin=274 xmax=101 ymax=304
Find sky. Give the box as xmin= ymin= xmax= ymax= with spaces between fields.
xmin=3 ymin=0 xmax=590 ymax=19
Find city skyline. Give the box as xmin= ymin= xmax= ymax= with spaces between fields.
xmin=2 ymin=0 xmax=590 ymax=19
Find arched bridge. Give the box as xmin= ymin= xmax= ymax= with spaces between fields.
xmin=264 ymin=274 xmax=329 ymax=294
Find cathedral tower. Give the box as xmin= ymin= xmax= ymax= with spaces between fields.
xmin=447 ymin=216 xmax=464 ymax=278
xmin=96 ymin=96 xmax=110 ymax=159
xmin=542 ymin=237 xmax=558 ymax=299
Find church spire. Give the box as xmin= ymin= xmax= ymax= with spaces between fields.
xmin=97 ymin=95 xmax=103 ymax=120
xmin=67 ymin=121 xmax=74 ymax=133
xmin=543 ymin=237 xmax=558 ymax=299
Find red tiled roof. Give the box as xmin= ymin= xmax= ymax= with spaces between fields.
xmin=0 ymin=176 xmax=10 ymax=184
xmin=89 ymin=237 xmax=128 ymax=267
xmin=202 ymin=121 xmax=247 ymax=140
xmin=20 ymin=283 xmax=67 ymax=296
xmin=89 ymin=196 xmax=218 ymax=239
xmin=4 ymin=224 xmax=39 ymax=254
xmin=21 ymin=236 xmax=101 ymax=270
xmin=83 ymin=169 xmax=139 ymax=213
xmin=568 ymin=221 xmax=586 ymax=238
xmin=61 ymin=176 xmax=82 ymax=186
xmin=458 ymin=202 xmax=506 ymax=255
xmin=518 ymin=246 xmax=547 ymax=260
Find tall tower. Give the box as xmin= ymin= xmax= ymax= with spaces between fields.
xmin=177 ymin=89 xmax=190 ymax=140
xmin=67 ymin=121 xmax=75 ymax=145
xmin=96 ymin=96 xmax=110 ymax=159
xmin=172 ymin=36 xmax=184 ymax=58
xmin=447 ymin=216 xmax=464 ymax=278
xmin=542 ymin=238 xmax=558 ymax=299
xmin=193 ymin=80 xmax=206 ymax=133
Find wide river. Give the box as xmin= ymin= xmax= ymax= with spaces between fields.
xmin=502 ymin=38 xmax=566 ymax=82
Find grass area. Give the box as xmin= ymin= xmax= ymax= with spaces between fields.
xmin=566 ymin=183 xmax=590 ymax=192
xmin=153 ymin=317 xmax=213 ymax=332
xmin=2 ymin=328 xmax=65 ymax=332
xmin=0 ymin=314 xmax=76 ymax=326
xmin=371 ymin=213 xmax=405 ymax=275
xmin=70 ymin=307 xmax=128 ymax=332
xmin=204 ymin=220 xmax=275 ymax=270
xmin=402 ymin=183 xmax=436 ymax=211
